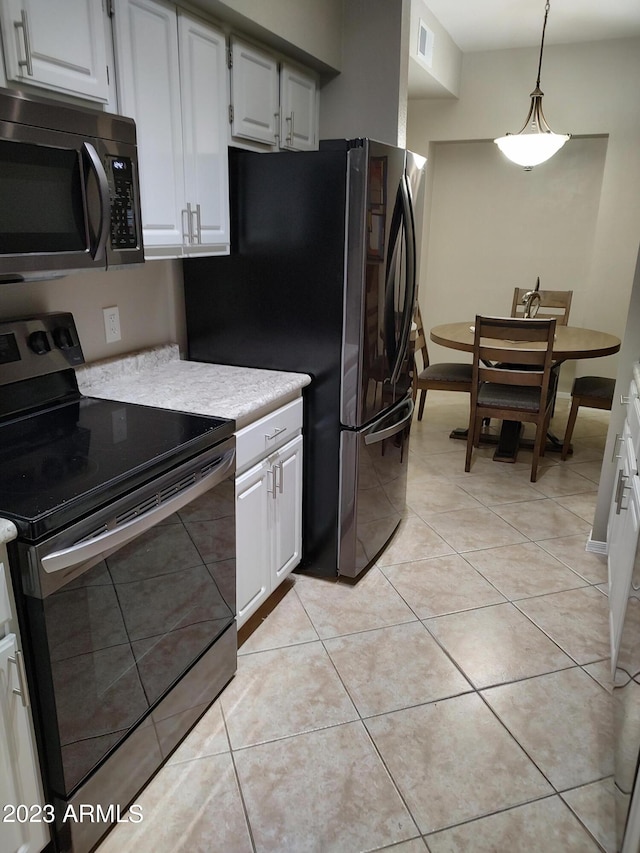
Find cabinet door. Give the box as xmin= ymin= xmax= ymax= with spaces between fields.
xmin=178 ymin=12 xmax=229 ymax=252
xmin=113 ymin=0 xmax=185 ymax=253
xmin=230 ymin=38 xmax=279 ymax=145
xmin=0 ymin=634 xmax=49 ymax=853
xmin=0 ymin=0 xmax=108 ymax=102
xmin=236 ymin=461 xmax=271 ymax=628
xmin=609 ymin=428 xmax=640 ymax=665
xmin=279 ymin=62 xmax=317 ymax=151
xmin=272 ymin=434 xmax=303 ymax=584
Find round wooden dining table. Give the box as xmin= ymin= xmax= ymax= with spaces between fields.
xmin=429 ymin=322 xmax=621 ymax=461
xmin=430 ymin=322 xmax=621 ymax=363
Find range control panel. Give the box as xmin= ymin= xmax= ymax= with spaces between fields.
xmin=0 ymin=313 xmax=84 ymax=386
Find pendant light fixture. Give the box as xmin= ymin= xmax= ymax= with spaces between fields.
xmin=494 ymin=1 xmax=570 ymax=170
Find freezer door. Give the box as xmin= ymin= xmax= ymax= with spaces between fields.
xmin=338 ymin=394 xmax=413 ymax=577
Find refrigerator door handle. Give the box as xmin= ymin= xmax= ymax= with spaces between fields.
xmin=364 ymin=397 xmax=414 ymax=445
xmin=390 ymin=173 xmax=417 ymax=386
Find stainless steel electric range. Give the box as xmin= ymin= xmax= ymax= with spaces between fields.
xmin=0 ymin=313 xmax=237 ymax=853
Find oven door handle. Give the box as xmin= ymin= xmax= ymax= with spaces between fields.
xmin=40 ymin=447 xmax=235 ymax=575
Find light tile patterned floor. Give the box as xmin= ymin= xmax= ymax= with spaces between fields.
xmin=97 ymin=393 xmax=615 ymax=853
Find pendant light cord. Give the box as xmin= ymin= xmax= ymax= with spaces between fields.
xmin=535 ymin=2 xmax=551 ymax=88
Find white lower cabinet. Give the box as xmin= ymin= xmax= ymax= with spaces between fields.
xmin=609 ymin=382 xmax=640 ymax=667
xmin=0 ymin=554 xmax=49 ymax=853
xmin=235 ymin=399 xmax=303 ymax=628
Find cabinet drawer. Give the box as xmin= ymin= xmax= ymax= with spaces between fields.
xmin=628 ymin=378 xmax=640 ymax=465
xmin=236 ymin=397 xmax=303 ymax=473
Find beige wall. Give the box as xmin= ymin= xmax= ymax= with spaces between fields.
xmin=0 ymin=260 xmax=186 ymax=362
xmin=320 ymin=0 xmax=410 ymax=147
xmin=408 ymin=37 xmax=640 ymax=384
xmin=189 ymin=0 xmax=343 ymax=74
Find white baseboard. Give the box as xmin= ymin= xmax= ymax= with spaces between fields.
xmin=586 ymin=532 xmax=608 ymax=556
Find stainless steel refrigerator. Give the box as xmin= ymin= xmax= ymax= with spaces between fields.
xmin=184 ymin=139 xmax=425 ymax=578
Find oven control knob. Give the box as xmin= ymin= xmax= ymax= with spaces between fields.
xmin=53 ymin=326 xmax=74 ymax=350
xmin=28 ymin=330 xmax=51 ymax=355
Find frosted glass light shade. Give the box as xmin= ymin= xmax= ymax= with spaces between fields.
xmin=494 ymin=132 xmax=570 ymax=168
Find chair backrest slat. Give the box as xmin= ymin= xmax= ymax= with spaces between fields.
xmin=511 ymin=288 xmax=572 ymax=325
xmin=472 ymin=315 xmax=556 ymax=397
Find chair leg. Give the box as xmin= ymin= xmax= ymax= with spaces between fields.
xmin=465 ymin=414 xmax=479 ymax=472
xmin=531 ymin=416 xmax=550 ymax=482
xmin=418 ymin=389 xmax=427 ymax=421
xmin=561 ymin=397 xmax=580 ymax=460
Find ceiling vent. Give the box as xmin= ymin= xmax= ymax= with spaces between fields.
xmin=417 ymin=19 xmax=434 ymax=67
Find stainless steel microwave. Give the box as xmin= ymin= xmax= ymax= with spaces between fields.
xmin=0 ymin=87 xmax=144 ymax=281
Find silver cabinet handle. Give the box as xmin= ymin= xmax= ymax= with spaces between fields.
xmin=182 ymin=207 xmax=192 ymax=243
xmin=615 ymin=469 xmax=631 ymax=514
xmin=9 ymin=650 xmax=30 ymax=708
xmin=265 ymin=426 xmax=286 ymax=441
xmin=15 ymin=10 xmax=33 ymax=76
xmin=274 ymin=111 xmax=280 ymax=141
xmin=276 ymin=461 xmax=284 ymax=494
xmin=267 ymin=466 xmax=277 ymax=500
xmin=285 ymin=111 xmax=295 ymax=145
xmin=612 ymin=433 xmax=624 ymax=461
xmin=191 ymin=203 xmax=201 ymax=244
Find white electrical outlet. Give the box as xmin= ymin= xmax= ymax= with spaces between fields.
xmin=103 ymin=306 xmax=121 ymax=343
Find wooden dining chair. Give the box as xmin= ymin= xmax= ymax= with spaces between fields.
xmin=511 ymin=288 xmax=573 ymax=324
xmin=412 ymin=304 xmax=473 ymax=421
xmin=465 ymin=315 xmax=557 ymax=482
xmin=561 ymin=375 xmax=615 ymax=460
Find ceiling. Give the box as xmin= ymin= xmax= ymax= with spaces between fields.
xmin=424 ymin=0 xmax=640 ymax=53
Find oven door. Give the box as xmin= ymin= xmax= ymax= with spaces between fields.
xmin=14 ymin=438 xmax=236 ymax=807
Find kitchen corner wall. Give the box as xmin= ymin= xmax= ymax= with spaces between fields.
xmin=0 ymin=259 xmax=186 ymax=362
xmin=319 ymin=0 xmax=411 ymax=148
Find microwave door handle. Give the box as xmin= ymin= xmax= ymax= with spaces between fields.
xmin=40 ymin=447 xmax=235 ymax=576
xmin=83 ymin=142 xmax=110 ymax=260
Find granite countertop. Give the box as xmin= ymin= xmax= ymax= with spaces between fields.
xmin=75 ymin=344 xmax=311 ymax=429
xmin=0 ymin=518 xmax=17 ymax=546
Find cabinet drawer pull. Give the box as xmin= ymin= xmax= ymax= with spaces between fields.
xmin=265 ymin=426 xmax=286 ymax=440
xmin=14 ymin=11 xmax=33 ymax=77
xmin=276 ymin=461 xmax=284 ymax=494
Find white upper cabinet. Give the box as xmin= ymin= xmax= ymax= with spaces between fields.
xmin=0 ymin=0 xmax=109 ymax=102
xmin=113 ymin=0 xmax=229 ymax=256
xmin=229 ymin=37 xmax=279 ymax=146
xmin=230 ymin=37 xmax=318 ymax=151
xmin=114 ymin=0 xmax=183 ymax=252
xmin=178 ymin=13 xmax=229 ymax=253
xmin=279 ymin=62 xmax=318 ymax=151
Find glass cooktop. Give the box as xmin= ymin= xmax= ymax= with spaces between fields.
xmin=0 ymin=395 xmax=234 ymax=541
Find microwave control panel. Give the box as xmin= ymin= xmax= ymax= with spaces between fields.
xmin=106 ymin=155 xmax=139 ymax=250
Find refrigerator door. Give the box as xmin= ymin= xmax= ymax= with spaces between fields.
xmin=338 ymin=394 xmax=413 ymax=577
xmin=341 ymin=140 xmax=420 ymax=429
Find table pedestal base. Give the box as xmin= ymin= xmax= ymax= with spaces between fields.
xmin=449 ymin=423 xmax=569 ymax=462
